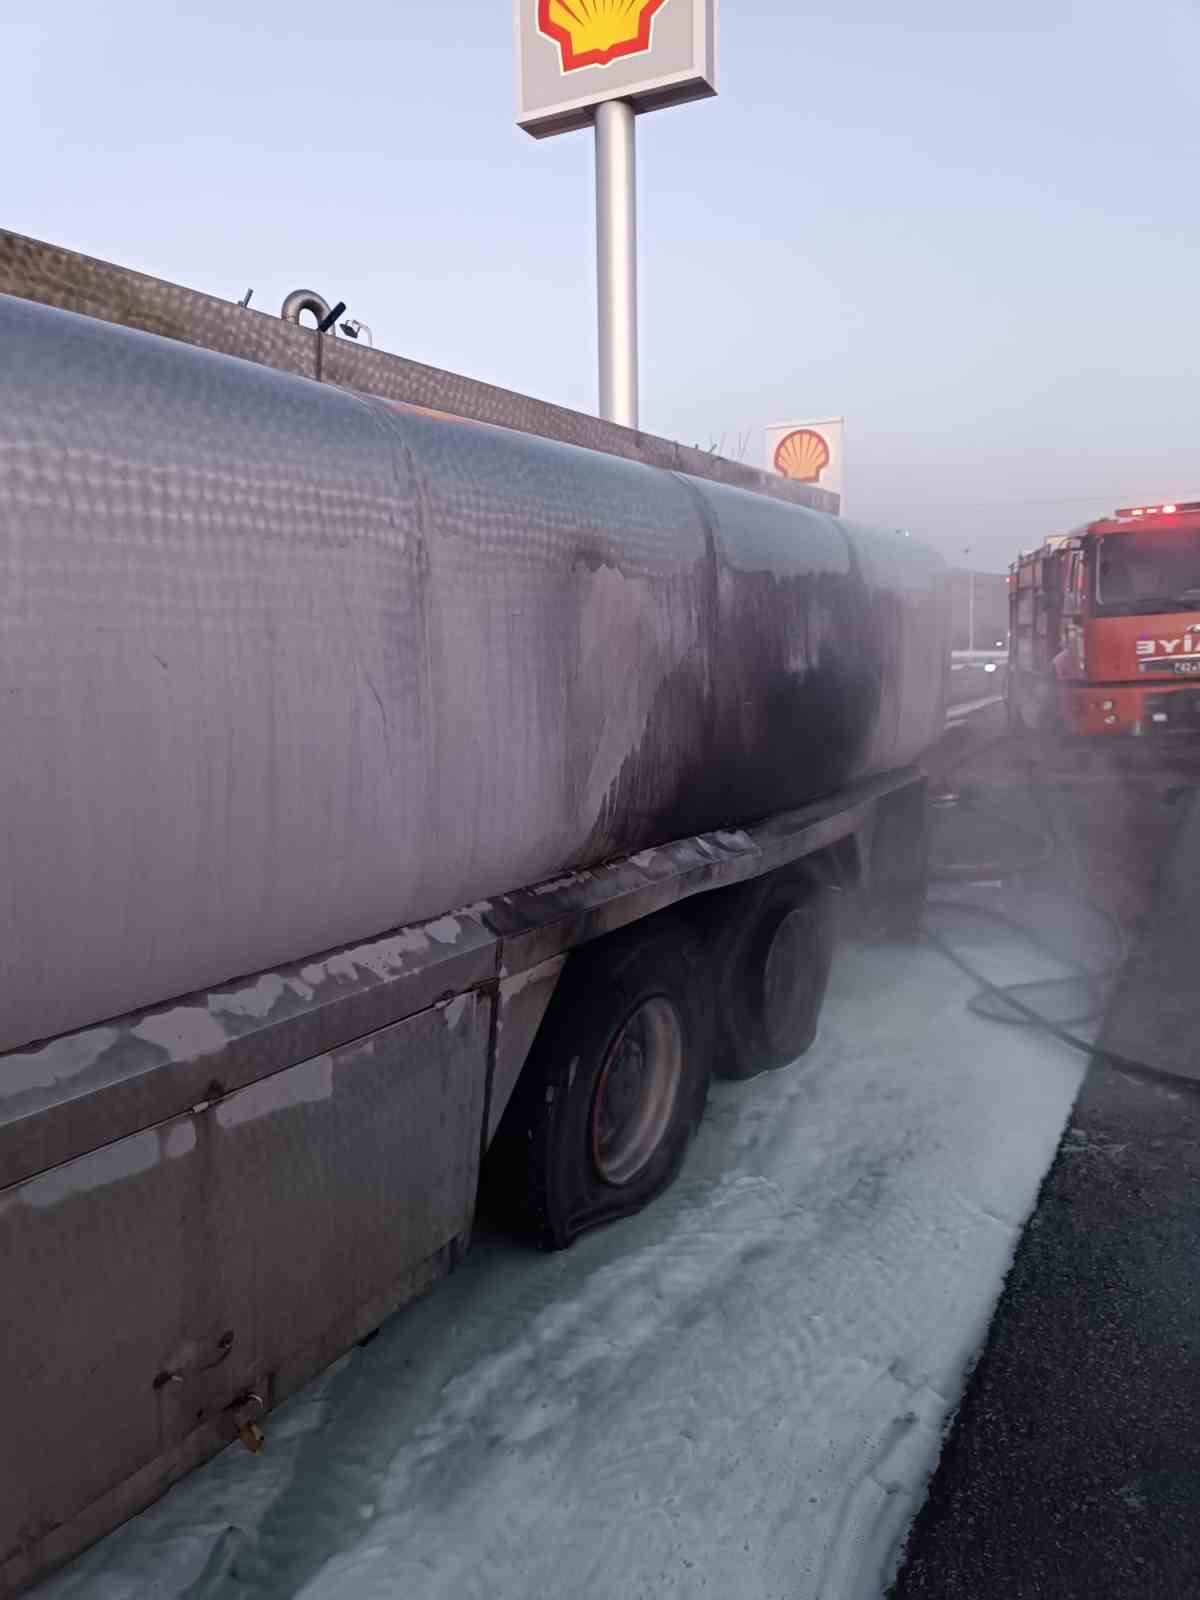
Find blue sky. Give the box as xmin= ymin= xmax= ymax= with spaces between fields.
xmin=4 ymin=0 xmax=1197 ymax=568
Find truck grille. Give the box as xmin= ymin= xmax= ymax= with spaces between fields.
xmin=1144 ymin=688 xmax=1200 ymax=732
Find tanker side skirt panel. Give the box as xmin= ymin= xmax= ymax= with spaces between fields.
xmin=0 ymin=998 xmax=488 ymax=1598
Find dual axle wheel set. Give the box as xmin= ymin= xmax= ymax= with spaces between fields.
xmin=486 ymin=865 xmax=838 ymax=1249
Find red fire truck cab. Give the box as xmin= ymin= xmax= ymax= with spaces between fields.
xmin=1008 ymin=502 xmax=1200 ymax=740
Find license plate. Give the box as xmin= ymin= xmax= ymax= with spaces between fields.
xmin=1139 ymin=658 xmax=1200 ymax=673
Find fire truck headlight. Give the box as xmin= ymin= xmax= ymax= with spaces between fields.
xmin=984 ymin=662 xmax=997 ymax=674
xmin=1104 ymin=714 xmax=1118 ymax=725
xmin=1101 ymin=700 xmax=1115 ymax=710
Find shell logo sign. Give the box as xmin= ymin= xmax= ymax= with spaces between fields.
xmin=772 ymin=429 xmax=830 ymax=484
xmin=516 ymin=0 xmax=716 ymax=139
xmin=539 ymin=0 xmax=669 ymax=72
xmin=764 ymin=418 xmax=844 ymax=504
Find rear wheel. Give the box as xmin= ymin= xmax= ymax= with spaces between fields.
xmin=699 ymin=868 xmax=836 ymax=1081
xmin=484 ymin=917 xmax=713 ymax=1250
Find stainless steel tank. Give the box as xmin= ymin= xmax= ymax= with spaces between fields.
xmin=0 ymin=294 xmax=947 ymax=1054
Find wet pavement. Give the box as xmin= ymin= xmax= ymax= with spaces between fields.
xmin=892 ymin=1061 xmax=1200 ymax=1600
xmin=893 ymin=719 xmax=1200 ymax=1600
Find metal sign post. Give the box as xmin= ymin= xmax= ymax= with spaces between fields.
xmin=515 ymin=0 xmax=717 ymax=428
xmin=595 ymin=100 xmax=638 ymax=427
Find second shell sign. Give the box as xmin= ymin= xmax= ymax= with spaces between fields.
xmin=516 ymin=0 xmax=718 ymax=138
xmin=765 ymin=418 xmax=846 ymax=504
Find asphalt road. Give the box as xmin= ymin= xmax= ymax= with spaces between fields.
xmin=945 ymin=662 xmax=1005 ymax=723
xmin=892 ymin=723 xmax=1200 ymax=1599
xmin=893 ymin=1062 xmax=1200 ymax=1600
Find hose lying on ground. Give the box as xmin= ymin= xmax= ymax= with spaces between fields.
xmin=919 ymin=727 xmax=1200 ymax=1094
xmin=922 ymin=919 xmax=1200 ymax=1094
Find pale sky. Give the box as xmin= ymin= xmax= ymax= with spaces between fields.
xmin=4 ymin=1 xmax=1197 ymax=570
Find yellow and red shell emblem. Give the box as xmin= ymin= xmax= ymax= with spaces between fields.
xmin=539 ymin=0 xmax=670 ymax=73
xmin=773 ymin=429 xmax=831 ymax=484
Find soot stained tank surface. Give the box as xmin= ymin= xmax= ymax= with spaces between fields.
xmin=0 ymin=294 xmax=947 ymax=1054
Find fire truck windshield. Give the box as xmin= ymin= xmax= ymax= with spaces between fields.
xmin=1094 ymin=529 xmax=1200 ymax=615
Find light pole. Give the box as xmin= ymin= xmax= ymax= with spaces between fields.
xmin=969 ymin=572 xmax=976 ymax=654
xmin=963 ymin=547 xmax=975 ymax=653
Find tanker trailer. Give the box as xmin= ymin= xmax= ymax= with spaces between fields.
xmin=0 ymin=234 xmax=948 ymax=1595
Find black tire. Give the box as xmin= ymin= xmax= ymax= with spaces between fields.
xmin=484 ymin=917 xmax=714 ymax=1250
xmin=702 ymin=869 xmax=835 ymax=1081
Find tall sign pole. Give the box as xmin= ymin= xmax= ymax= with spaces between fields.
xmin=515 ymin=1 xmax=718 ymax=429
xmin=595 ymin=99 xmax=638 ymax=426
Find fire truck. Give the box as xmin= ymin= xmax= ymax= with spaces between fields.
xmin=1007 ymin=502 xmax=1200 ymax=740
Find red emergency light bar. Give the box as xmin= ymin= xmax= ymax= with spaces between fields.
xmin=1115 ymin=501 xmax=1200 ymax=518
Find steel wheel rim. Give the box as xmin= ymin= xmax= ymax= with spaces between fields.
xmin=591 ymin=997 xmax=684 ymax=1188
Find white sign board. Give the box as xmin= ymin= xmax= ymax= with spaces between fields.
xmin=515 ymin=0 xmax=717 ymax=139
xmin=765 ymin=418 xmax=845 ymax=503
